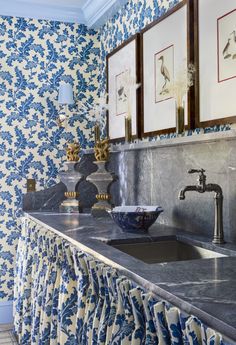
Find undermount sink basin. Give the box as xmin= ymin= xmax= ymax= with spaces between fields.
xmin=110 ymin=240 xmax=226 ymax=264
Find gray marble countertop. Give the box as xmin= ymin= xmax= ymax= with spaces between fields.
xmin=26 ymin=212 xmax=236 ymax=343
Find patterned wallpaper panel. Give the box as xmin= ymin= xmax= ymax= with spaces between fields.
xmin=0 ymin=16 xmax=100 ymax=300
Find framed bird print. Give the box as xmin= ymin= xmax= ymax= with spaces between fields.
xmin=106 ymin=34 xmax=141 ymax=142
xmin=195 ymin=0 xmax=236 ymax=127
xmin=140 ymin=0 xmax=196 ymax=137
xmin=155 ymin=45 xmax=174 ymax=103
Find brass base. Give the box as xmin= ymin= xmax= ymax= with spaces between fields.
xmin=60 ymin=199 xmax=80 ymax=213
xmin=96 ymin=193 xmax=111 ymax=201
xmin=91 ymin=203 xmax=112 ymax=217
xmin=91 ymin=208 xmax=110 ymax=217
xmin=64 ymin=191 xmax=79 ymax=199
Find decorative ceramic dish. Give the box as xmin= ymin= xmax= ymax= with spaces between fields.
xmin=108 ymin=206 xmax=163 ymax=232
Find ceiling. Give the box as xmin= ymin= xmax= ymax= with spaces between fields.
xmin=0 ymin=0 xmax=128 ymax=28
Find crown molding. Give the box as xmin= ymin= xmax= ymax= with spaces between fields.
xmin=0 ymin=0 xmax=128 ymax=27
xmin=0 ymin=0 xmax=86 ymax=24
xmin=83 ymin=0 xmax=128 ymax=28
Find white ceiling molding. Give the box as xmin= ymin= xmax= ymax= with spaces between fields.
xmin=83 ymin=0 xmax=128 ymax=29
xmin=0 ymin=0 xmax=86 ymax=24
xmin=0 ymin=0 xmax=128 ymax=28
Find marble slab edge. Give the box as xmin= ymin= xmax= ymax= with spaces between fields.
xmin=82 ymin=129 xmax=236 ymax=154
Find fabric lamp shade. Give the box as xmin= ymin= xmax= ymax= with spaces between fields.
xmin=58 ymin=82 xmax=74 ymax=105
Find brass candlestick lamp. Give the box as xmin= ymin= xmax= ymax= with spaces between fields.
xmin=57 ymin=82 xmax=74 ymax=127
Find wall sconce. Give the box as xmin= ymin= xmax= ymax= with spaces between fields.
xmin=58 ymin=82 xmax=74 ymax=126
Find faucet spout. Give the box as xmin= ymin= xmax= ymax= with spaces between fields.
xmin=178 ymin=185 xmax=198 ymax=200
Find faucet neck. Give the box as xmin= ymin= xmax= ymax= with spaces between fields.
xmin=213 ymin=194 xmax=224 ymax=244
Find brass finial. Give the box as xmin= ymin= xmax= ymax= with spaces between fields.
xmin=66 ymin=142 xmax=80 ymax=162
xmin=94 ymin=138 xmax=110 ymax=162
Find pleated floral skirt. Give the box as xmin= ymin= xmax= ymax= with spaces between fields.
xmin=14 ymin=218 xmax=228 ymax=345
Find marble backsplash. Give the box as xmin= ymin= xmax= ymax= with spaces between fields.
xmin=24 ymin=133 xmax=236 ymax=244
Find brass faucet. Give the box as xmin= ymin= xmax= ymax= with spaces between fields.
xmin=178 ymin=169 xmax=224 ymax=244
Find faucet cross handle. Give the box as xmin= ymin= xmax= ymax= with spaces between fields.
xmin=188 ymin=168 xmax=206 ymax=185
xmin=188 ymin=168 xmax=206 ymax=176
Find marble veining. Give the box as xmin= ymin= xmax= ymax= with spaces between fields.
xmin=26 ymin=212 xmax=236 ymax=343
xmin=157 ymin=279 xmax=230 ymax=287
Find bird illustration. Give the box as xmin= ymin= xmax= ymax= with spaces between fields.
xmin=230 ymin=31 xmax=236 ymax=59
xmin=118 ymin=86 xmax=124 ymax=98
xmin=117 ymin=86 xmax=127 ymax=101
xmin=231 ymin=30 xmax=236 ymax=42
xmin=222 ymin=38 xmax=231 ymax=59
xmin=158 ymin=55 xmax=170 ymax=93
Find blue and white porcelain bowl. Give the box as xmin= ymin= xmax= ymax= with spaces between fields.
xmin=108 ymin=206 xmax=163 ymax=232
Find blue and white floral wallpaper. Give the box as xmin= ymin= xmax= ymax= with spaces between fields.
xmin=0 ymin=16 xmax=100 ymax=301
xmin=100 ymin=0 xmax=179 ymax=57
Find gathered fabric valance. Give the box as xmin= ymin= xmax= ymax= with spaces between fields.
xmin=14 ymin=218 xmax=229 ymax=344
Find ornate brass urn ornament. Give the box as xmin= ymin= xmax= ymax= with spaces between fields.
xmin=94 ymin=138 xmax=110 ymax=161
xmin=66 ymin=142 xmax=80 ymax=162
xmin=87 ymin=138 xmax=116 ymax=217
xmin=59 ymin=142 xmax=83 ymax=213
